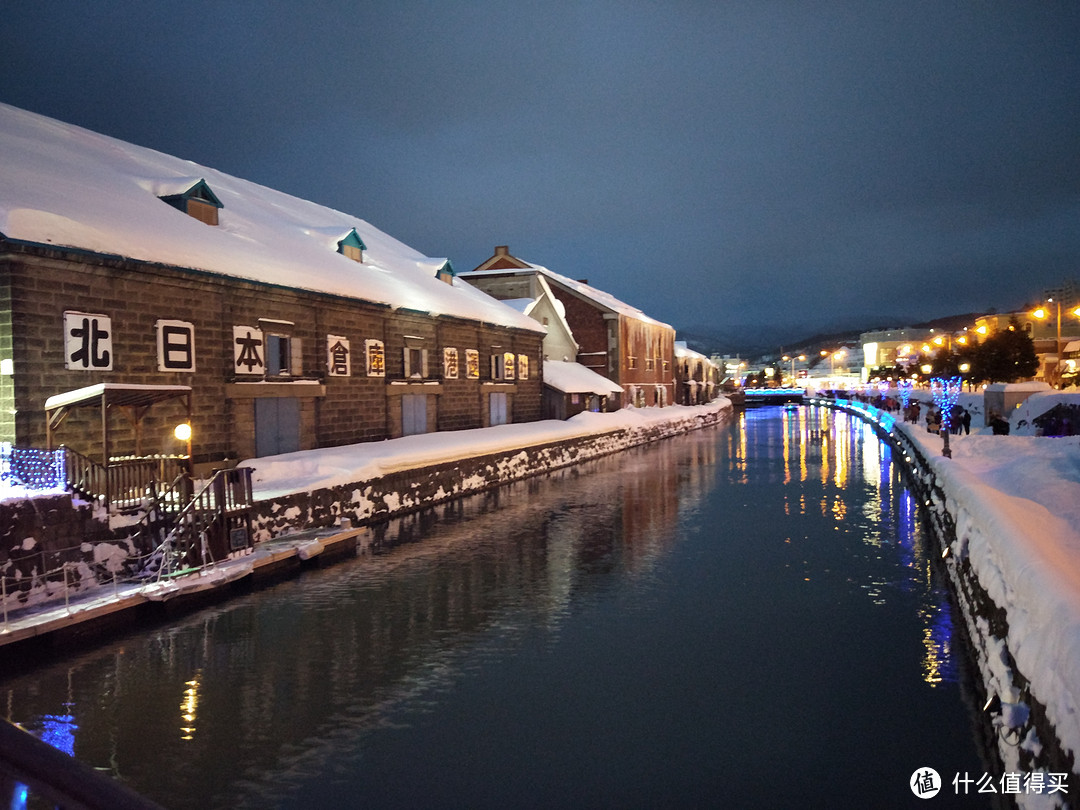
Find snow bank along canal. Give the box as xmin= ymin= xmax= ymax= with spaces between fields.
xmin=1 ymin=407 xmax=1000 ymax=808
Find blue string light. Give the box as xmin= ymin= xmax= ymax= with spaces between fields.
xmin=930 ymin=377 xmax=962 ymax=431
xmin=897 ymin=379 xmax=914 ymax=410
xmin=0 ymin=443 xmax=66 ymax=491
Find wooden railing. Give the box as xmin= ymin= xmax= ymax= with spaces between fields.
xmin=62 ymin=447 xmax=189 ymax=510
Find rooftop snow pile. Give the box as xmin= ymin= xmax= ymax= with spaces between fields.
xmin=542 ymin=360 xmax=622 ymax=395
xmin=460 ymin=261 xmax=671 ymax=330
xmin=0 ymin=103 xmax=542 ymax=334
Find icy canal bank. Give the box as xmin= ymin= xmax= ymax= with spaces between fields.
xmin=816 ymin=395 xmax=1080 ymax=807
xmin=242 ymin=399 xmax=732 ymax=542
xmin=0 ymin=401 xmax=732 ymax=647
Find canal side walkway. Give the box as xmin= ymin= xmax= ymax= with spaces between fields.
xmin=817 ymin=394 xmax=1080 ymax=808
xmin=1 ymin=400 xmax=731 ymax=652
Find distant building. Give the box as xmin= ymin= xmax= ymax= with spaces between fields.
xmin=461 ymin=247 xmax=676 ymax=408
xmin=0 ymin=104 xmax=545 ymax=472
xmin=674 ymin=342 xmax=719 ymax=404
xmin=542 ymin=360 xmax=622 ymax=419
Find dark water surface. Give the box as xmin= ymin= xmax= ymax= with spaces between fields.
xmin=2 ymin=406 xmax=998 ymax=808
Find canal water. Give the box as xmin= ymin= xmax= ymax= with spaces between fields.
xmin=2 ymin=406 xmax=1000 ymax=809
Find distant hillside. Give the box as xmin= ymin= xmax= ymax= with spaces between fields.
xmin=678 ymin=312 xmax=985 ymax=359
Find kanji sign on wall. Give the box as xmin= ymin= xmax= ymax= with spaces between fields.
xmin=365 ymin=339 xmax=385 ymax=377
xmin=156 ymin=320 xmax=196 ymax=372
xmin=64 ymin=311 xmax=113 ymax=370
xmin=327 ymin=335 xmax=351 ymax=376
xmin=233 ymin=325 xmax=265 ymax=375
xmin=443 ymin=347 xmax=459 ymax=379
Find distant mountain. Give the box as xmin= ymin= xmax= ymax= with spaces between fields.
xmin=677 ymin=312 xmax=985 ymax=360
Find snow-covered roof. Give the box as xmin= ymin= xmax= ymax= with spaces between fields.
xmin=500 ymin=298 xmax=537 ymax=316
xmin=543 ymin=360 xmax=623 ymax=395
xmin=460 ymin=260 xmax=671 ymax=330
xmin=675 ymin=343 xmax=710 ymax=361
xmin=0 ymin=103 xmax=542 ymax=334
xmin=43 ymin=382 xmax=191 ymax=410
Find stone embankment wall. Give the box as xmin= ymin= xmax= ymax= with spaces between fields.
xmin=249 ymin=407 xmax=728 ymax=542
xmin=826 ymin=399 xmax=1078 ymax=804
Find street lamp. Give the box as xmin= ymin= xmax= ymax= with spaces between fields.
xmin=781 ymin=354 xmax=805 ymax=386
xmin=1031 ymin=298 xmax=1080 ymax=386
xmin=174 ymin=422 xmax=193 ymax=476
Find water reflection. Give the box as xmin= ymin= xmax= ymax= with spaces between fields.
xmin=1 ymin=436 xmax=721 ymax=809
xmin=0 ymin=411 xmax=978 ymax=808
xmin=735 ymin=405 xmax=958 ymax=687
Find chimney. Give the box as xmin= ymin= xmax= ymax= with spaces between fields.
xmin=495 ymin=245 xmax=509 ymax=256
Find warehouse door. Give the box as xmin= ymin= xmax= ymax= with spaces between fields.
xmin=255 ymin=397 xmax=301 ymax=457
xmin=489 ymin=392 xmax=508 ymax=426
xmin=401 ymin=394 xmax=428 ymax=436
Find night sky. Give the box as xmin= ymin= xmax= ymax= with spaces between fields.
xmin=4 ymin=2 xmax=1079 ymax=347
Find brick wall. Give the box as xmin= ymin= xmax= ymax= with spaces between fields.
xmin=0 ymin=272 xmax=14 ymax=442
xmin=2 ymin=245 xmax=544 ymax=461
xmin=551 ymin=289 xmax=611 ymax=376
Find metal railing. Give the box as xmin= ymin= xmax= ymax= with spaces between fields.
xmin=154 ymin=467 xmax=253 ymax=573
xmin=0 ymin=718 xmax=164 ymax=810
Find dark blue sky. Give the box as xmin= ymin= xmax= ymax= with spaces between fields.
xmin=4 ymin=1 xmax=1079 ymax=345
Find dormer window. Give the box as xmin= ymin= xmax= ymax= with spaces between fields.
xmin=159 ymin=179 xmax=223 ymax=226
xmin=436 ymin=260 xmax=455 ymax=285
xmin=337 ymin=228 xmax=367 ymax=263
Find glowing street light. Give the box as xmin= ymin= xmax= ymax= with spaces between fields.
xmin=175 ymin=422 xmax=193 ymax=476
xmin=781 ymin=354 xmax=805 ymax=385
xmin=1031 ymin=298 xmax=1080 ymax=386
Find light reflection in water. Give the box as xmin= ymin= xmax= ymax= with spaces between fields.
xmin=180 ymin=672 xmax=201 ymax=741
xmin=739 ymin=404 xmax=959 ymax=687
xmin=0 ymin=412 xmax=972 ymax=808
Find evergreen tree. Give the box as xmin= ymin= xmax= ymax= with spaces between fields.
xmin=972 ymin=317 xmax=1039 ymax=383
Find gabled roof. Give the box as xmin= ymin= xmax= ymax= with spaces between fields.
xmin=460 ymin=252 xmax=672 ymax=330
xmin=336 ymin=227 xmax=367 ymax=252
xmin=0 ymin=104 xmax=542 ymax=334
xmin=543 ymin=360 xmax=622 ymax=395
xmin=157 ymin=178 xmax=223 ymax=209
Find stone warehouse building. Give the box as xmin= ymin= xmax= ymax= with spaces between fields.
xmin=461 ymin=247 xmax=676 ymax=408
xmin=0 ymin=104 xmax=545 ymax=470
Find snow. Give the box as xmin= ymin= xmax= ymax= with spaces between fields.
xmin=43 ymin=382 xmax=191 ymax=410
xmin=460 ymin=262 xmax=672 ymax=329
xmin=242 ymin=402 xmax=722 ymax=500
xmin=834 ymin=388 xmax=1080 ymax=793
xmin=0 ymin=103 xmax=543 ymax=335
xmin=541 ymin=360 xmax=623 ymax=395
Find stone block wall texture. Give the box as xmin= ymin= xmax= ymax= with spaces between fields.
xmin=249 ymin=405 xmax=728 ymax=542
xmin=1 ymin=246 xmax=543 ymax=461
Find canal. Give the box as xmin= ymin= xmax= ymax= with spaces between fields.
xmin=2 ymin=405 xmax=1000 ymax=809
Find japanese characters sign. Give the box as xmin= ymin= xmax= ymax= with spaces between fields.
xmin=465 ymin=349 xmax=480 ymax=379
xmin=156 ymin=320 xmax=195 ymax=372
xmin=517 ymin=354 xmax=529 ymax=380
xmin=327 ymin=335 xmax=351 ymax=376
xmin=64 ymin=311 xmax=113 ymax=371
xmin=443 ymin=347 xmax=459 ymax=379
xmin=233 ymin=325 xmax=265 ymax=375
xmin=503 ymin=352 xmax=516 ymax=380
xmin=365 ymin=339 xmax=385 ymax=377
